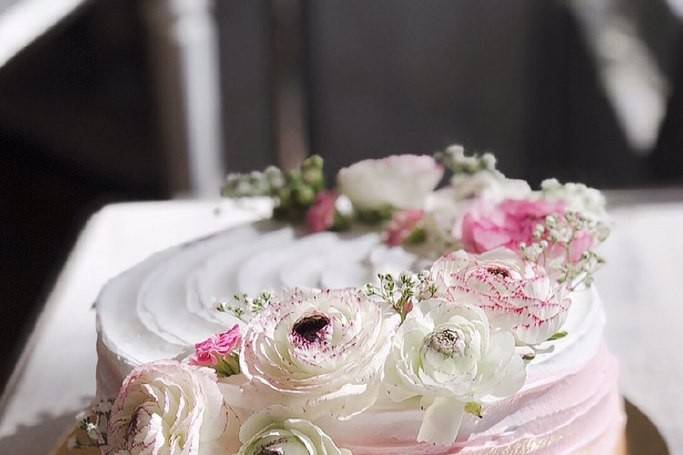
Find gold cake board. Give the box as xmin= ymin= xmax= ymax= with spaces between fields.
xmin=51 ymin=401 xmax=668 ymax=455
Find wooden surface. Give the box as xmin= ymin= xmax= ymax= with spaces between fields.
xmin=623 ymin=400 xmax=670 ymax=455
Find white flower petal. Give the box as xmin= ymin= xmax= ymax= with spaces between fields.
xmin=417 ymin=396 xmax=465 ymax=446
xmin=237 ymin=411 xmax=350 ymax=455
xmin=106 ymin=362 xmax=229 ymax=455
xmin=337 ymin=155 xmax=443 ymax=211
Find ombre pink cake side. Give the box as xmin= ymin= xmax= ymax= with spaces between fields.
xmin=326 ymin=345 xmax=624 ymax=455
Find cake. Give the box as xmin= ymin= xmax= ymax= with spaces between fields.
xmin=74 ymin=146 xmax=626 ymax=454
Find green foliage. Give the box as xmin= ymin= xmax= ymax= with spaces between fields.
xmin=222 ymin=155 xmax=326 ymax=222
xmin=465 ymin=401 xmax=484 ymax=418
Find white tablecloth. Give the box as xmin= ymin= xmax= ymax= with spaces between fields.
xmin=0 ymin=197 xmax=681 ymax=453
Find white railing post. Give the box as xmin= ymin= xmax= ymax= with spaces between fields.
xmin=143 ymin=0 xmax=225 ymax=197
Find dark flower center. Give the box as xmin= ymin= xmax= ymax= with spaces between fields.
xmin=292 ymin=314 xmax=330 ymax=343
xmin=426 ymin=329 xmax=463 ymax=357
xmin=256 ymin=439 xmax=287 ymax=455
xmin=487 ymin=266 xmax=511 ymax=278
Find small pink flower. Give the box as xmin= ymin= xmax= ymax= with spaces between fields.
xmin=461 ymin=199 xmax=565 ymax=254
xmin=306 ymin=191 xmax=338 ymax=233
xmin=385 ymin=209 xmax=425 ymax=246
xmin=192 ymin=325 xmax=241 ymax=367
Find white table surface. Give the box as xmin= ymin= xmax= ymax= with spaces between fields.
xmin=0 ymin=195 xmax=682 ymax=453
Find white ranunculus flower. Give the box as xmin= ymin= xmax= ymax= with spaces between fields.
xmin=337 ymin=155 xmax=443 ymax=211
xmin=240 ymin=288 xmax=399 ymax=419
xmin=431 ymin=248 xmax=570 ymax=345
xmin=384 ymin=299 xmax=526 ymax=446
xmin=423 ymin=188 xmax=468 ymax=243
xmin=106 ymin=361 xmax=231 ymax=455
xmin=236 ymin=409 xmax=351 ymax=455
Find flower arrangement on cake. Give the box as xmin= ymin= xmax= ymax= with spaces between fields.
xmin=70 ymin=146 xmax=622 ymax=454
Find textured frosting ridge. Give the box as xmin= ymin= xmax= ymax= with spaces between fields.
xmin=95 ymin=221 xmax=624 ymax=454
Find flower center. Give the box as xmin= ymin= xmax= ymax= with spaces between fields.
xmin=487 ymin=266 xmax=511 ymax=278
xmin=257 ymin=444 xmax=285 ymax=455
xmin=250 ymin=435 xmax=308 ymax=455
xmin=292 ymin=314 xmax=330 ymax=343
xmin=425 ymin=329 xmax=465 ymax=357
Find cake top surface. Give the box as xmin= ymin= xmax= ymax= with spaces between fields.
xmin=84 ymin=146 xmax=614 ymax=454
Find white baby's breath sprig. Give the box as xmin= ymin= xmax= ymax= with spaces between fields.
xmin=364 ymin=271 xmax=436 ymax=322
xmin=216 ymin=291 xmax=273 ymax=322
xmin=69 ymin=399 xmax=113 ymax=449
xmin=434 ymin=144 xmax=497 ymax=175
xmin=222 ymin=167 xmax=285 ymax=198
xmin=540 ymin=178 xmax=607 ymax=221
xmin=520 ymin=211 xmax=609 ymax=290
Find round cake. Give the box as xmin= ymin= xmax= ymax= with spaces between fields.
xmin=95 ymin=222 xmax=624 ymax=454
xmin=80 ymin=149 xmax=627 ymax=455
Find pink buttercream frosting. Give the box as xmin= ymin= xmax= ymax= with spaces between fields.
xmin=324 ymin=344 xmax=623 ymax=455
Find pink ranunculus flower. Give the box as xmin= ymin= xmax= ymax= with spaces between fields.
xmin=461 ymin=198 xmax=565 ymax=254
xmin=431 ymin=248 xmax=570 ymax=345
xmin=306 ymin=190 xmax=338 ymax=233
xmin=544 ymin=229 xmax=595 ymax=265
xmin=569 ymin=230 xmax=594 ymax=263
xmin=385 ymin=209 xmax=425 ymax=246
xmin=106 ymin=361 xmax=230 ymax=455
xmin=192 ymin=325 xmax=241 ymax=367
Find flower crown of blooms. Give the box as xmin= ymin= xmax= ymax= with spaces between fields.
xmin=223 ymin=144 xmax=609 ymax=288
xmin=74 ymin=146 xmax=611 ymax=454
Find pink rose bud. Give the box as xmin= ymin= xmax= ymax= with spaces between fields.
xmin=384 ymin=210 xmax=425 ymax=246
xmin=461 ymin=199 xmax=565 ymax=254
xmin=192 ymin=325 xmax=241 ymax=367
xmin=306 ymin=191 xmax=339 ymax=233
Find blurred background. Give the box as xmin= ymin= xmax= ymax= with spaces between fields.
xmin=2 ymin=0 xmax=683 ymax=394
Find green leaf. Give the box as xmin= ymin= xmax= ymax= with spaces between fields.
xmin=215 ymin=353 xmax=241 ymax=378
xmin=464 ymin=401 xmax=483 ymax=419
xmin=546 ymin=330 xmax=568 ymax=342
xmin=355 ymin=206 xmax=394 ymax=224
xmin=406 ymin=227 xmax=427 ymax=245
xmin=331 ymin=211 xmax=351 ymax=231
